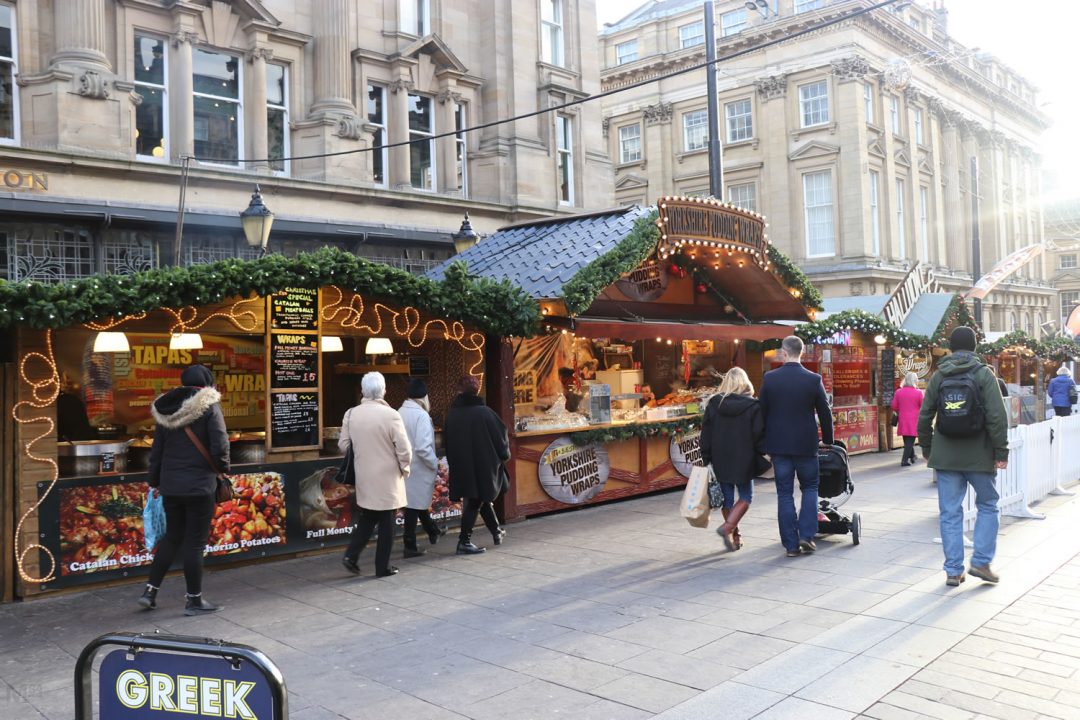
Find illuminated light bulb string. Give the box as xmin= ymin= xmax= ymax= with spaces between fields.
xmin=321 ymin=286 xmax=486 ymax=381
xmin=12 ymin=330 xmax=61 ymax=584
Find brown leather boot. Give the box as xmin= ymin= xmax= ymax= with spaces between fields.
xmin=716 ymin=500 xmax=750 ymax=551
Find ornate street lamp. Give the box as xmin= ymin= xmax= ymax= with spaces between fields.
xmin=451 ymin=212 xmax=480 ymax=255
xmin=240 ymin=185 xmax=275 ymax=257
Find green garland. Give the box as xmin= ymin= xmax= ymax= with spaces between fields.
xmin=1040 ymin=336 xmax=1080 ymax=362
xmin=796 ymin=309 xmax=933 ymax=349
xmin=767 ymin=245 xmax=824 ymax=311
xmin=977 ymin=330 xmax=1044 ymax=356
xmin=0 ymin=246 xmax=541 ymax=337
xmin=561 ymin=210 xmax=661 ymax=316
xmin=570 ymin=415 xmax=703 ymax=446
xmin=931 ymin=295 xmax=981 ymax=346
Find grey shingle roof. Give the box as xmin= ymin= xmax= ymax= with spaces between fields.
xmin=427 ymin=206 xmax=654 ymax=300
xmin=902 ymin=293 xmax=955 ymax=337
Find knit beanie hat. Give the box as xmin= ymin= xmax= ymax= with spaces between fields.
xmin=406 ymin=377 xmax=428 ymax=398
xmin=949 ymin=326 xmax=978 ymax=352
xmin=458 ymin=375 xmax=480 ymax=395
xmin=180 ymin=364 xmax=215 ymax=388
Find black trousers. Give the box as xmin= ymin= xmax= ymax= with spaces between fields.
xmin=901 ymin=436 xmax=916 ymax=464
xmin=1055 ymin=406 xmax=1073 ymax=417
xmin=345 ymin=508 xmax=395 ymax=572
xmin=147 ymin=493 xmax=215 ymax=595
xmin=402 ymin=508 xmax=440 ymax=549
xmin=459 ymin=498 xmax=500 ymax=541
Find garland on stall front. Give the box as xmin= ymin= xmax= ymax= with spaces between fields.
xmin=795 ymin=309 xmax=934 ymax=349
xmin=977 ymin=330 xmax=1043 ymax=357
xmin=766 ymin=245 xmax=824 ymax=311
xmin=930 ymin=295 xmax=981 ymax=346
xmin=570 ymin=415 xmax=703 ymax=446
xmin=1040 ymin=336 xmax=1080 ymax=362
xmin=0 ymin=247 xmax=541 ymax=337
xmin=561 ymin=210 xmax=661 ymax=316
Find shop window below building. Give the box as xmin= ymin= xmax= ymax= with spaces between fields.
xmin=0 ymin=225 xmax=95 ymax=282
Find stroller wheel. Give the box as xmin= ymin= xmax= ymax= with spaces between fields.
xmin=851 ymin=512 xmax=862 ymax=545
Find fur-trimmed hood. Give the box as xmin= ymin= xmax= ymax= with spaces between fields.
xmin=152 ymin=386 xmax=222 ymax=429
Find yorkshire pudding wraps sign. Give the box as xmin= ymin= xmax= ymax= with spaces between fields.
xmin=538 ymin=436 xmax=610 ymax=505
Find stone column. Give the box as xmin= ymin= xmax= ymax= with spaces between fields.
xmin=52 ymin=0 xmax=110 ymax=72
xmin=388 ymin=77 xmax=414 ymax=189
xmin=939 ymin=112 xmax=963 ymax=270
xmin=437 ymin=86 xmax=462 ymax=193
xmin=311 ymin=0 xmax=354 ymax=116
xmin=170 ymin=31 xmax=197 ymax=160
xmin=642 ymin=101 xmax=672 ymax=204
xmin=247 ymin=48 xmax=272 ymax=171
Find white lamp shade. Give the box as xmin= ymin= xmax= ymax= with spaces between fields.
xmin=169 ymin=333 xmax=203 ymax=350
xmin=93 ymin=332 xmax=130 ymax=353
xmin=321 ymin=335 xmax=344 ymax=353
xmin=365 ymin=337 xmax=393 ymax=355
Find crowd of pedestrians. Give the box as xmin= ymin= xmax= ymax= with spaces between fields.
xmin=138 ymin=325 xmax=1074 ymax=612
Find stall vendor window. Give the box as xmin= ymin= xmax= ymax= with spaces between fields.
xmin=134 ymin=34 xmax=167 ymax=160
xmin=193 ymin=48 xmax=242 ymax=164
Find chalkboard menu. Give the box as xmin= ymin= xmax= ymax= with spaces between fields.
xmin=270 ymin=392 xmax=320 ymax=449
xmin=271 ymin=333 xmax=319 ymax=389
xmin=270 ymin=287 xmax=319 ymax=331
xmin=880 ymin=348 xmax=896 ymax=406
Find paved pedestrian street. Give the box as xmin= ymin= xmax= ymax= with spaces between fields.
xmin=3 ymin=451 xmax=1080 ymax=720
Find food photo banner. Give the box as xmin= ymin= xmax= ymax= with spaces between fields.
xmin=35 ymin=459 xmax=462 ymax=590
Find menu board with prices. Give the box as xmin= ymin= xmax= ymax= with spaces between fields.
xmin=271 ymin=333 xmax=319 ymax=389
xmin=270 ymin=391 xmax=320 ymax=449
xmin=269 ymin=287 xmax=319 ymax=331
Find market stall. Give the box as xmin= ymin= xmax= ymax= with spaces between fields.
xmin=1 ymin=248 xmax=536 ymax=597
xmin=430 ymin=197 xmax=821 ymax=519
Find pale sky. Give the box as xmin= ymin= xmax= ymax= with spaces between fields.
xmin=593 ymin=0 xmax=1080 ymax=204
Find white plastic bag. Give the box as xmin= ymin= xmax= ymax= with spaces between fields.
xmin=680 ymin=465 xmax=712 ymax=528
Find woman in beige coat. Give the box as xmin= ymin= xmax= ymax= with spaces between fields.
xmin=340 ymin=372 xmax=412 ymax=577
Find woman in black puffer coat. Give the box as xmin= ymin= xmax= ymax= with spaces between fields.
xmin=700 ymin=367 xmax=768 ymax=552
xmin=443 ymin=375 xmax=510 ymax=555
xmin=139 ymin=364 xmax=229 ymax=615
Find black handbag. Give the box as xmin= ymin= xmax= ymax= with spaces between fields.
xmin=336 ymin=445 xmax=356 ymax=485
xmin=753 ymin=454 xmax=772 ymax=477
xmin=891 ymin=412 xmax=899 ymax=427
xmin=707 ymin=474 xmax=725 ymax=509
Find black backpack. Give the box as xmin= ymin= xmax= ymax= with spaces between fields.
xmin=935 ymin=367 xmax=986 ymax=438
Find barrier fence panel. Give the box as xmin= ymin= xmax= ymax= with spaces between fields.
xmin=1052 ymin=415 xmax=1080 ymax=493
xmin=997 ymin=426 xmax=1044 ymax=520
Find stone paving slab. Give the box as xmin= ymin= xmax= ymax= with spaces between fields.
xmin=2 ymin=450 xmax=1080 ymax=719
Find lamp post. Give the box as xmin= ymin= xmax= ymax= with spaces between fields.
xmin=240 ymin=185 xmax=275 ymax=257
xmin=704 ymin=1 xmax=723 ymax=199
xmin=451 ymin=212 xmax=480 ymax=255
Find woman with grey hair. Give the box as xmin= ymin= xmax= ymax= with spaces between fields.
xmin=340 ymin=371 xmax=412 ymax=577
xmin=891 ymin=371 xmax=924 ymax=467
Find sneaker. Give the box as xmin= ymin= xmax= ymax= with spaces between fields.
xmin=137 ymin=585 xmax=157 ymax=610
xmin=785 ymin=548 xmax=802 ymax=558
xmin=184 ymin=595 xmax=221 ymax=616
xmin=946 ymin=573 xmax=966 ymax=587
xmin=799 ymin=539 xmax=817 ymax=554
xmin=342 ymin=556 xmax=361 ymax=575
xmin=968 ymin=565 xmax=999 ymax=584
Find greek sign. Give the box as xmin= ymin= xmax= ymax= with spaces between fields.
xmin=616 ymin=259 xmax=669 ymax=302
xmin=98 ymin=648 xmax=274 ymax=719
xmin=538 ymin=436 xmax=610 ymax=505
xmin=669 ymin=429 xmax=703 ymax=478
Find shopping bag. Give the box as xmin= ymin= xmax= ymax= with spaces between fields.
xmin=707 ymin=474 xmax=725 ymax=509
xmin=143 ymin=488 xmax=166 ymax=551
xmin=680 ymin=465 xmax=712 ymax=528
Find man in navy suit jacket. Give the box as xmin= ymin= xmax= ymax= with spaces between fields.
xmin=759 ymin=336 xmax=835 ymax=557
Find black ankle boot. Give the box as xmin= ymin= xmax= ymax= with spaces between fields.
xmin=184 ymin=594 xmax=221 ymax=616
xmin=403 ymin=540 xmax=426 ymax=558
xmin=456 ymin=535 xmax=486 ymax=555
xmin=492 ymin=527 xmax=506 ymax=546
xmin=138 ymin=585 xmax=157 ymax=610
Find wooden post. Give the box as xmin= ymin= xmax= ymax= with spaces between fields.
xmin=487 ymin=336 xmax=519 ymax=522
xmin=1 ymin=363 xmax=16 ymax=602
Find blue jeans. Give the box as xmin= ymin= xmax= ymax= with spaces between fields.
xmin=772 ymin=454 xmax=819 ymax=551
xmin=720 ymin=481 xmax=753 ymax=510
xmin=937 ymin=470 xmax=999 ymax=576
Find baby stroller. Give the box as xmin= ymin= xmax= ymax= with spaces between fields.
xmin=816 ymin=441 xmax=861 ymax=545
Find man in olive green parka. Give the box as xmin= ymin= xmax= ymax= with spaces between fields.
xmin=918 ymin=326 xmax=1009 ymax=587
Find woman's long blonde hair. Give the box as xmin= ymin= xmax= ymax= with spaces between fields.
xmin=718 ymin=367 xmax=754 ymax=397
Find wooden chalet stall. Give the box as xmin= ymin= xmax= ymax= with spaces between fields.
xmin=1 ymin=249 xmax=534 ymax=598
xmin=430 ymin=197 xmax=819 ymax=520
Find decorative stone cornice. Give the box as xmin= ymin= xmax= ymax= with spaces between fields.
xmin=77 ymin=70 xmax=109 ymax=99
xmin=601 ymin=117 xmax=610 ymax=138
xmin=389 ymin=78 xmax=414 ymax=94
xmin=171 ymin=30 xmax=200 ymax=48
xmin=643 ymin=101 xmax=672 ymax=125
xmin=754 ymin=74 xmax=787 ymax=101
xmin=436 ymin=88 xmax=464 ymax=105
xmin=335 ymin=113 xmax=365 ymax=140
xmin=903 ymin=86 xmax=921 ymax=105
xmin=246 ymin=47 xmax=274 ymax=63
xmin=830 ymin=55 xmax=870 ymax=82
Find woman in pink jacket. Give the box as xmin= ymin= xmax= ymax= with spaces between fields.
xmin=891 ymin=371 xmax=924 ymax=467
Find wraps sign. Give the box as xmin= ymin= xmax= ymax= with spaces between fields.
xmin=616 ymin=259 xmax=669 ymax=302
xmin=538 ymin=436 xmax=610 ymax=504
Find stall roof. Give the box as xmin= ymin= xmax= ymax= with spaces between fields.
xmin=902 ymin=293 xmax=956 ymax=337
xmin=427 ymin=205 xmax=654 ymax=301
xmin=821 ymin=295 xmax=890 ymax=318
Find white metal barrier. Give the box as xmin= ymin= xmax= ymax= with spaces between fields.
xmin=1051 ymin=414 xmax=1080 ymax=493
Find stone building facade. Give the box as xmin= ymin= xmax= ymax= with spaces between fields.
xmin=598 ymin=0 xmax=1054 ymax=335
xmin=0 ymin=0 xmax=612 ymax=283
xmin=1044 ymin=200 xmax=1080 ymax=331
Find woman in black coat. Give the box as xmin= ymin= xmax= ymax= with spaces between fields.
xmin=700 ymin=367 xmax=768 ymax=552
xmin=443 ymin=375 xmax=510 ymax=555
xmin=139 ymin=364 xmax=228 ymax=615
